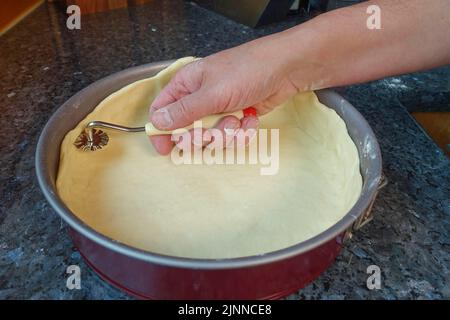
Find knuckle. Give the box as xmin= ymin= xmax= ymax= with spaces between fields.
xmin=176 ymin=98 xmax=194 ymax=122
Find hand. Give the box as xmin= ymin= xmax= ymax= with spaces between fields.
xmin=149 ymin=0 xmax=450 ymax=155
xmin=148 ymin=37 xmax=299 ymax=155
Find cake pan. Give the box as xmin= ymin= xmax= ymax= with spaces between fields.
xmin=35 ymin=60 xmax=385 ymax=299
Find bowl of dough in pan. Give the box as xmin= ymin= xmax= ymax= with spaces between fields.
xmin=36 ymin=57 xmax=384 ymax=299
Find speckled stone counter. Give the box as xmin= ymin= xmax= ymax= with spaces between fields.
xmin=0 ymin=0 xmax=449 ymax=300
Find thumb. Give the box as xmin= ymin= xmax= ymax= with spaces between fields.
xmin=150 ymin=89 xmax=218 ymax=130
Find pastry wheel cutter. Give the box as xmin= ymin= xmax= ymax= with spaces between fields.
xmin=74 ymin=107 xmax=257 ymax=151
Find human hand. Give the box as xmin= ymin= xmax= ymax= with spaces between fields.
xmin=148 ymin=37 xmax=299 ymax=154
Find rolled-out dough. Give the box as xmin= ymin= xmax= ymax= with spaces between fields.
xmin=57 ymin=57 xmax=362 ymax=259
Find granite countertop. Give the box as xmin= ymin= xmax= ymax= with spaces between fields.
xmin=0 ymin=0 xmax=449 ymax=300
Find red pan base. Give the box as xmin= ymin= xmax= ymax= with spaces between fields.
xmin=71 ymin=228 xmax=343 ymax=300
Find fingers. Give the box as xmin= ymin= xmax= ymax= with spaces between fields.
xmin=150 ymin=114 xmax=259 ymax=155
xmin=149 ymin=61 xmax=202 ymax=114
xmin=236 ymin=115 xmax=259 ymax=146
xmin=148 ymin=78 xmax=183 ymax=155
xmin=206 ymin=115 xmax=241 ymax=149
xmin=175 ymin=128 xmax=211 ymax=151
xmin=149 ymin=62 xmax=203 ymax=154
xmin=150 ymin=89 xmax=218 ymax=131
xmin=148 ymin=135 xmax=174 ymax=155
xmin=195 ymin=115 xmax=259 ymax=150
xmin=148 ymin=89 xmax=220 ymax=155
xmin=173 ymin=115 xmax=240 ymax=152
xmin=149 ymin=127 xmax=210 ymax=156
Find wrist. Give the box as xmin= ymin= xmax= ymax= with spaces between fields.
xmin=277 ymin=19 xmax=332 ymax=92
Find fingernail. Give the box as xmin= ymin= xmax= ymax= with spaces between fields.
xmin=224 ymin=121 xmax=240 ymax=136
xmin=245 ymin=116 xmax=259 ymax=128
xmin=235 ymin=127 xmax=258 ymax=147
xmin=152 ymin=108 xmax=173 ymax=128
xmin=222 ymin=122 xmax=238 ymax=148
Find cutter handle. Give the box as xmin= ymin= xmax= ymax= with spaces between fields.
xmin=145 ymin=107 xmax=257 ymax=136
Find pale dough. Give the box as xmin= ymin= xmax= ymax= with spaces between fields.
xmin=57 ymin=57 xmax=362 ymax=259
